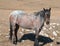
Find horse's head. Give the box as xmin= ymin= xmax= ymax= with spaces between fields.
xmin=43 ymin=8 xmax=51 ymax=25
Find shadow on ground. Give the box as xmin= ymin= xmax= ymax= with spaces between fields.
xmin=18 ymin=33 xmax=53 ymax=46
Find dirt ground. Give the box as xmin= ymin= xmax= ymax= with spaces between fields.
xmin=0 ymin=0 xmax=60 ymax=46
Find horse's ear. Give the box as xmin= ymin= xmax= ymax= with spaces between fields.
xmin=43 ymin=8 xmax=45 ymax=11
xmin=49 ymin=8 xmax=51 ymax=11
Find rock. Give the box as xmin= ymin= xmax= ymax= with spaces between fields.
xmin=56 ymin=23 xmax=60 ymax=26
xmin=21 ymin=29 xmax=25 ymax=32
xmin=39 ymin=42 xmax=43 ymax=45
xmin=43 ymin=27 xmax=46 ymax=30
xmin=52 ymin=26 xmax=55 ymax=28
xmin=39 ymin=31 xmax=44 ymax=35
xmin=50 ymin=37 xmax=55 ymax=40
xmin=19 ymin=32 xmax=23 ymax=33
xmin=44 ymin=33 xmax=49 ymax=37
xmin=50 ymin=23 xmax=53 ymax=25
xmin=26 ymin=30 xmax=30 ymax=31
xmin=50 ymin=44 xmax=53 ymax=46
xmin=52 ymin=23 xmax=56 ymax=25
xmin=22 ymin=40 xmax=25 ymax=43
xmin=53 ymin=31 xmax=57 ymax=36
xmin=32 ymin=31 xmax=35 ymax=33
xmin=49 ymin=27 xmax=53 ymax=30
xmin=5 ymin=35 xmax=10 ymax=38
xmin=29 ymin=32 xmax=33 ymax=33
xmin=19 ymin=32 xmax=24 ymax=35
xmin=56 ymin=31 xmax=59 ymax=34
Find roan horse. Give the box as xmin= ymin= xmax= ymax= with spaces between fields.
xmin=9 ymin=8 xmax=51 ymax=46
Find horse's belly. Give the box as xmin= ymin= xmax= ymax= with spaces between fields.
xmin=18 ymin=17 xmax=34 ymax=28
xmin=20 ymin=21 xmax=33 ymax=29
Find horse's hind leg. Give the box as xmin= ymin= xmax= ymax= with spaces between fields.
xmin=13 ymin=24 xmax=19 ymax=44
xmin=9 ymin=23 xmax=13 ymax=40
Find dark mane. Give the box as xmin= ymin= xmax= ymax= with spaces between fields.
xmin=34 ymin=10 xmax=45 ymax=18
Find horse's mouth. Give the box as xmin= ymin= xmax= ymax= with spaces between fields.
xmin=46 ymin=21 xmax=50 ymax=25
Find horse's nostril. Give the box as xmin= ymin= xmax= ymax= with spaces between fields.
xmin=46 ymin=22 xmax=49 ymax=25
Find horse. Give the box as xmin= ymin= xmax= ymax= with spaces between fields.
xmin=9 ymin=8 xmax=51 ymax=46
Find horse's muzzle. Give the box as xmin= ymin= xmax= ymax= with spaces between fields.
xmin=46 ymin=21 xmax=50 ymax=25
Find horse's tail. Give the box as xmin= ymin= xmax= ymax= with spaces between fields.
xmin=10 ymin=22 xmax=12 ymax=31
xmin=9 ymin=15 xmax=13 ymax=29
xmin=9 ymin=15 xmax=13 ymax=40
xmin=9 ymin=14 xmax=12 ymax=28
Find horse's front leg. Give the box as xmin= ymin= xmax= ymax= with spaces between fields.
xmin=34 ymin=29 xmax=39 ymax=46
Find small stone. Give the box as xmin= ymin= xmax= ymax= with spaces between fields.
xmin=22 ymin=40 xmax=24 ymax=43
xmin=39 ymin=31 xmax=44 ymax=35
xmin=26 ymin=30 xmax=30 ymax=31
xmin=52 ymin=26 xmax=55 ymax=28
xmin=50 ymin=23 xmax=53 ymax=25
xmin=49 ymin=27 xmax=52 ymax=30
xmin=56 ymin=23 xmax=60 ymax=26
xmin=44 ymin=33 xmax=49 ymax=37
xmin=19 ymin=32 xmax=23 ymax=33
xmin=51 ymin=37 xmax=55 ymax=40
xmin=52 ymin=23 xmax=56 ymax=25
xmin=29 ymin=32 xmax=33 ymax=33
xmin=46 ymin=25 xmax=50 ymax=29
xmin=43 ymin=27 xmax=46 ymax=30
xmin=32 ymin=31 xmax=35 ymax=33
xmin=22 ymin=29 xmax=25 ymax=32
xmin=53 ymin=31 xmax=57 ymax=36
xmin=56 ymin=31 xmax=59 ymax=33
xmin=5 ymin=35 xmax=10 ymax=38
xmin=39 ymin=42 xmax=43 ymax=45
xmin=50 ymin=44 xmax=53 ymax=46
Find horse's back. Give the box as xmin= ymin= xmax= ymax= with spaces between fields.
xmin=10 ymin=10 xmax=26 ymax=16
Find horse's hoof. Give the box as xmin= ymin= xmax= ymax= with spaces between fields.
xmin=18 ymin=40 xmax=22 ymax=42
xmin=13 ymin=41 xmax=17 ymax=45
xmin=34 ymin=43 xmax=39 ymax=46
xmin=34 ymin=42 xmax=39 ymax=46
xmin=34 ymin=41 xmax=39 ymax=46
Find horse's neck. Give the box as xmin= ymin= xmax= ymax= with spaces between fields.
xmin=40 ymin=15 xmax=45 ymax=24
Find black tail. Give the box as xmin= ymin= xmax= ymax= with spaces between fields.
xmin=9 ymin=22 xmax=13 ymax=40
